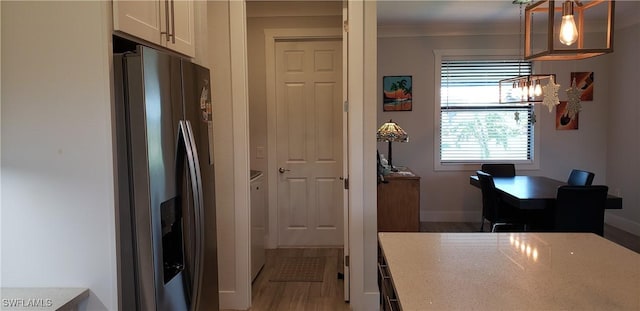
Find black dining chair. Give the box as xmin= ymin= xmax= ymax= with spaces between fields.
xmin=567 ymin=169 xmax=595 ymax=186
xmin=481 ymin=163 xmax=516 ymax=177
xmin=476 ymin=170 xmax=524 ymax=232
xmin=554 ymin=185 xmax=609 ymax=236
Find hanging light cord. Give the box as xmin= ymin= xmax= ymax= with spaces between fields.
xmin=518 ymin=3 xmax=523 ymax=77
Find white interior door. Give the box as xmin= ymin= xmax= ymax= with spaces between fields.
xmin=276 ymin=39 xmax=343 ymax=247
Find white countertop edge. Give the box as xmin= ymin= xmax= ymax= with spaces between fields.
xmin=1 ymin=288 xmax=89 ymax=311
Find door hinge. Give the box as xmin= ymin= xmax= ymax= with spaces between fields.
xmin=343 ymin=20 xmax=349 ymax=33
xmin=343 ymin=177 xmax=349 ymax=190
xmin=345 ymin=255 xmax=349 ymax=267
xmin=343 ymin=101 xmax=349 ymax=112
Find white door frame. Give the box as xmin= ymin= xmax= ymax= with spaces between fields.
xmin=342 ymin=1 xmax=350 ymax=301
xmin=346 ymin=1 xmax=379 ymax=310
xmin=264 ymin=27 xmax=344 ymax=250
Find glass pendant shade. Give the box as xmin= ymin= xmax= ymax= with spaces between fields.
xmin=559 ymin=1 xmax=579 ymax=45
xmin=534 ymin=81 xmax=542 ymax=96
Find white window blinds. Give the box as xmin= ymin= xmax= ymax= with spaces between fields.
xmin=440 ymin=59 xmax=534 ymax=162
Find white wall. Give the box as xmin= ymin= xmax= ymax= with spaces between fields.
xmin=606 ymin=21 xmax=640 ymax=235
xmin=377 ymin=33 xmax=525 ymax=222
xmin=1 ymin=2 xmax=117 ymax=310
xmin=208 ymin=1 xmax=252 ymax=309
xmin=347 ymin=1 xmax=379 ymax=310
xmin=362 ymin=3 xmax=379 ymax=309
xmin=0 ymin=0 xmax=3 ymax=289
xmin=377 ymin=12 xmax=640 ymax=235
xmin=208 ymin=0 xmax=235 ymax=302
xmin=536 ymin=58 xmax=611 ymax=184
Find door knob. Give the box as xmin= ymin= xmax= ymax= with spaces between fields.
xmin=278 ymin=167 xmax=291 ymax=174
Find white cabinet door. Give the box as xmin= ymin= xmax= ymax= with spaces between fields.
xmin=113 ymin=0 xmax=194 ymax=57
xmin=113 ymin=0 xmax=162 ymax=44
xmin=166 ymin=0 xmax=195 ymax=57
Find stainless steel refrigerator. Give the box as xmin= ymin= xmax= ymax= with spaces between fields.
xmin=114 ymin=45 xmax=218 ymax=311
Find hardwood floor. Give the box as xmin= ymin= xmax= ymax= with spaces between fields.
xmin=602 ymin=223 xmax=640 ymax=253
xmin=245 ymin=248 xmax=350 ymax=311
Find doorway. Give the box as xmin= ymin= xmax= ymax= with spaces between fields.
xmin=274 ymin=38 xmax=344 ymax=247
xmin=261 ymin=27 xmax=349 ymax=303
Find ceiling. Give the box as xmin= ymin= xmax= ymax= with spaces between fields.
xmin=377 ymin=0 xmax=523 ymax=26
xmin=377 ymin=0 xmax=640 ymax=31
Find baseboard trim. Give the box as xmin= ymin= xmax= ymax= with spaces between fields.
xmin=605 ymin=213 xmax=640 ymax=237
xmin=421 ymin=211 xmax=480 ymax=223
xmin=363 ymin=290 xmax=380 ymax=311
xmin=219 ymin=290 xmax=248 ymax=311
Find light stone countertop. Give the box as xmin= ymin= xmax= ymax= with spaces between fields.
xmin=0 ymin=288 xmax=89 ymax=311
xmin=378 ymin=232 xmax=640 ymax=310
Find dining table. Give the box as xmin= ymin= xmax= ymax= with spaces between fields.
xmin=469 ymin=175 xmax=622 ymax=210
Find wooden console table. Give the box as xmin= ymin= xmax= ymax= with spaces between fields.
xmin=377 ymin=168 xmax=420 ymax=232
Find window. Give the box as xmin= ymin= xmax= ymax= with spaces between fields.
xmin=435 ymin=51 xmax=539 ymax=170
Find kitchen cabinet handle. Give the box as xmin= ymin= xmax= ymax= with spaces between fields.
xmin=162 ymin=0 xmax=170 ymax=42
xmin=385 ymin=295 xmax=399 ymax=311
xmin=170 ymin=0 xmax=176 ymax=44
xmin=378 ymin=263 xmax=390 ymax=279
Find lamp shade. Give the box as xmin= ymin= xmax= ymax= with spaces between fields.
xmin=377 ymin=120 xmax=408 ymax=143
xmin=524 ymin=0 xmax=614 ymax=61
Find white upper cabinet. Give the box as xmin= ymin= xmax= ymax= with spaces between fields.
xmin=113 ymin=0 xmax=195 ymax=57
xmin=166 ymin=0 xmax=195 ymax=57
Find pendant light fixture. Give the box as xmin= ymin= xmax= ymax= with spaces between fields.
xmin=524 ymin=0 xmax=615 ymax=61
xmin=499 ymin=74 xmax=557 ymax=105
xmin=499 ymin=1 xmax=556 ymax=107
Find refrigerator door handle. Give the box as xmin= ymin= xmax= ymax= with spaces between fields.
xmin=183 ymin=120 xmax=205 ymax=310
xmin=177 ymin=120 xmax=203 ymax=308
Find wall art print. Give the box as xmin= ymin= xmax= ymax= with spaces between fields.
xmin=383 ymin=76 xmax=412 ymax=111
xmin=571 ymin=72 xmax=594 ymax=101
xmin=556 ymin=101 xmax=579 ymax=130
